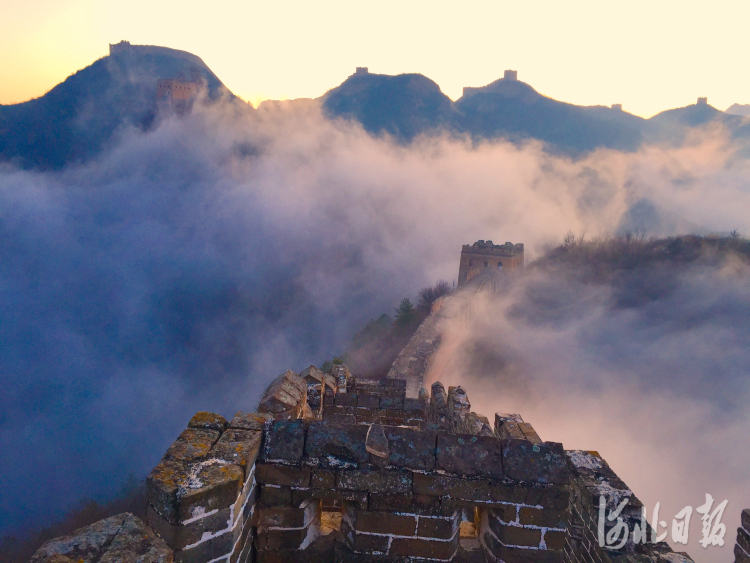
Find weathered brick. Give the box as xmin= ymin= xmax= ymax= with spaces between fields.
xmin=543 ymin=530 xmax=567 ymax=550
xmin=338 ymin=470 xmax=412 ymax=494
xmin=351 ymin=510 xmax=417 ymax=535
xmin=481 ymin=532 xmax=563 ymax=563
xmin=389 ymin=536 xmax=458 ymax=560
xmin=368 ymin=493 xmax=413 ymax=512
xmin=263 ymin=420 xmax=305 ymax=463
xmin=385 ymin=426 xmax=436 ymax=470
xmin=188 ymin=412 xmax=228 ymax=432
xmin=380 ymin=396 xmax=403 ymax=410
xmin=210 ymin=429 xmax=262 ymax=478
xmin=335 ymin=393 xmax=358 ymax=407
xmin=253 ymin=504 xmax=316 ymax=529
xmin=413 ymin=473 xmax=490 ymax=502
xmin=403 ymin=398 xmax=426 ymax=413
xmin=304 ymin=421 xmax=368 ymax=466
xmin=323 ymin=413 xmax=356 ymax=425
xmin=147 ymin=503 xmax=233 ymax=550
xmin=255 ymin=528 xmax=308 ymax=551
xmin=258 ymin=485 xmax=292 ymax=506
xmin=354 ymin=409 xmax=379 ymax=424
xmin=356 ymin=394 xmax=380 ymax=409
xmin=517 ymin=423 xmax=543 ymax=445
xmin=229 ymin=412 xmax=272 ymax=432
xmin=490 ymin=504 xmax=517 ymax=524
xmin=341 ymin=519 xmax=391 ymax=553
xmin=417 ymin=515 xmax=458 ymax=539
xmin=147 ymin=460 xmax=244 ymax=524
xmin=489 ymin=482 xmax=570 ymax=511
xmin=736 ymin=544 xmax=750 ymax=563
xmin=436 ymin=432 xmax=503 ymax=479
xmin=163 ymin=428 xmax=222 ymax=462
xmin=324 ymin=394 xmax=334 ymax=406
xmin=412 ymin=494 xmax=442 ymax=514
xmin=742 ymin=509 xmax=750 ymax=532
xmin=519 ymin=506 xmax=567 ymax=529
xmin=174 ymin=515 xmax=244 ymax=563
xmin=737 ymin=526 xmax=750 ymax=556
xmin=502 ymin=440 xmax=569 ymax=485
xmin=489 ymin=522 xmax=541 ymax=547
xmin=293 ymin=488 xmax=368 ymax=506
xmin=311 ymin=469 xmax=336 ymax=488
xmin=256 ymin=464 xmax=311 ymax=487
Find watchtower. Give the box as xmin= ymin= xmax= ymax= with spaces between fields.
xmin=457 ymin=240 xmax=524 ymax=286
xmin=503 ymin=70 xmax=518 ymax=81
xmin=697 ymin=97 xmax=708 ymax=105
xmin=355 ymin=67 xmax=369 ymax=76
xmin=611 ymin=103 xmax=622 ymax=111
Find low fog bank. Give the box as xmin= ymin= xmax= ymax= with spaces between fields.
xmin=427 ymin=237 xmax=750 ymax=563
xmin=1 ymin=98 xmax=750 ymax=542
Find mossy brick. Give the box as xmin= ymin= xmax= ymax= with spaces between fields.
xmin=210 ymin=429 xmax=262 ymax=478
xmin=147 ymin=459 xmax=244 ymax=524
xmin=489 ymin=481 xmax=570 ymax=510
xmin=163 ymin=428 xmax=222 ymax=463
xmin=338 ymin=469 xmax=412 ymax=494
xmin=147 ymin=502 xmax=233 ymax=550
xmin=258 ymin=485 xmax=293 ymax=507
xmin=385 ymin=426 xmax=436 ymax=470
xmin=436 ymin=432 xmax=503 ymax=479
xmin=188 ymin=412 xmax=228 ymax=432
xmin=389 ymin=536 xmax=458 ymax=560
xmin=263 ymin=420 xmax=305 ymax=463
xmin=519 ymin=506 xmax=567 ymax=529
xmin=543 ymin=530 xmax=567 ymax=550
xmin=488 ymin=521 xmax=542 ymax=547
xmin=417 ymin=515 xmax=459 ymax=539
xmin=356 ymin=394 xmax=380 ymax=409
xmin=335 ymin=393 xmax=358 ymax=407
xmin=502 ymin=440 xmax=569 ymax=485
xmin=229 ymin=412 xmax=272 ymax=432
xmin=255 ymin=528 xmax=308 ymax=551
xmin=256 ymin=464 xmax=311 ymax=487
xmin=304 ymin=421 xmax=369 ymax=466
xmin=379 ymin=396 xmax=403 ymax=410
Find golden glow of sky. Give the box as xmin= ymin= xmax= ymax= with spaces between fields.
xmin=1 ymin=0 xmax=749 ymax=118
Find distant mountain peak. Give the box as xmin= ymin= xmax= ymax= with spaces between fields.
xmin=460 ymin=70 xmax=541 ymax=103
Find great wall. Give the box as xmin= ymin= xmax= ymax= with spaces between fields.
xmin=29 ymin=242 xmax=750 ymax=563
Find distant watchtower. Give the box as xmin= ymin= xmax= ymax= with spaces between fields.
xmin=457 ymin=240 xmax=524 ymax=286
xmin=503 ymin=70 xmax=518 ymax=81
xmin=109 ymin=40 xmax=131 ymax=55
xmin=355 ymin=67 xmax=369 ymax=76
xmin=697 ymin=97 xmax=708 ymax=105
xmin=611 ymin=103 xmax=622 ymax=111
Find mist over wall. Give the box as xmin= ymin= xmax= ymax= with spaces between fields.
xmin=0 ymin=97 xmax=748 ymax=563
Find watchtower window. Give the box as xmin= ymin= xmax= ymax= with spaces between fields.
xmin=484 ymin=262 xmax=488 ymax=268
xmin=497 ymin=262 xmax=503 ymax=270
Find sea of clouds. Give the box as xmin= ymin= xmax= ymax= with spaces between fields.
xmin=0 ymin=95 xmax=748 ymax=562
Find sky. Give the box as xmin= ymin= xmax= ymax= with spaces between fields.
xmin=2 ymin=0 xmax=750 ymax=117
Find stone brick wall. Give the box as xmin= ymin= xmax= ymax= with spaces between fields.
xmin=735 ymin=509 xmax=750 ymax=563
xmin=146 ymin=411 xmax=268 ymax=563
